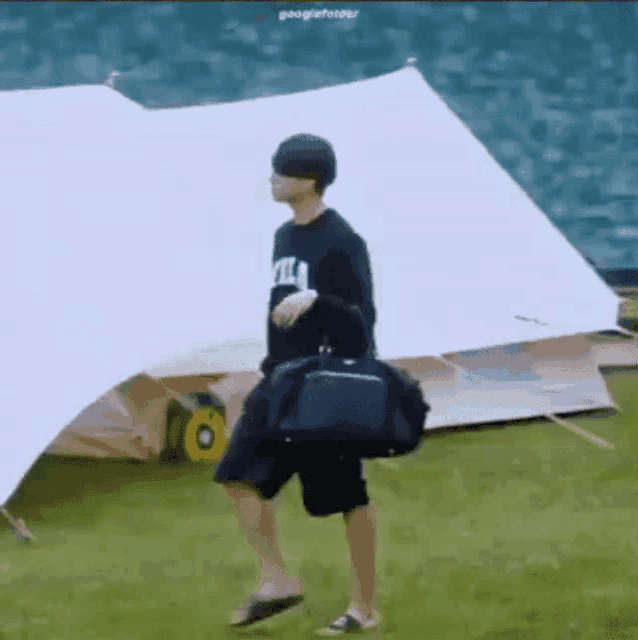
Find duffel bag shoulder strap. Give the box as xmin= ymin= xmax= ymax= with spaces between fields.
xmin=382 ymin=361 xmax=431 ymax=425
xmin=266 ymin=355 xmax=321 ymax=429
xmin=270 ymin=355 xmax=315 ymax=387
xmin=386 ymin=362 xmax=423 ymax=391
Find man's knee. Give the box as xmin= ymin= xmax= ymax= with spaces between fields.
xmin=224 ymin=481 xmax=259 ymax=500
xmin=224 ymin=482 xmax=278 ymax=529
xmin=224 ymin=482 xmax=276 ymax=512
xmin=343 ymin=501 xmax=374 ymax=523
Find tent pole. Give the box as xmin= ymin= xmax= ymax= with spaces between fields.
xmin=431 ymin=355 xmax=465 ymax=371
xmin=545 ymin=414 xmax=615 ymax=450
xmin=0 ymin=507 xmax=37 ymax=543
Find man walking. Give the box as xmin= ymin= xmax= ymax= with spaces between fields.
xmin=212 ymin=134 xmax=381 ymax=635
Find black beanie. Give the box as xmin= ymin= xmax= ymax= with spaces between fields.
xmin=271 ymin=133 xmax=336 ymax=193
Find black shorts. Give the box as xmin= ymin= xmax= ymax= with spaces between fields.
xmin=212 ymin=379 xmax=369 ymax=517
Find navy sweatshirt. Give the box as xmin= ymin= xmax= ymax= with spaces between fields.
xmin=259 ymin=208 xmax=377 ymax=378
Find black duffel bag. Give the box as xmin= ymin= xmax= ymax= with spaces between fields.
xmin=261 ymin=340 xmax=430 ymax=459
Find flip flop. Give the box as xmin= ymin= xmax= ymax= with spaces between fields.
xmin=229 ymin=592 xmax=305 ymax=627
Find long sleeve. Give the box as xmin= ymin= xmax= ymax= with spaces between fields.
xmin=352 ymin=240 xmax=377 ymax=358
xmin=320 ymin=238 xmax=376 ymax=357
xmin=260 ymin=210 xmax=377 ymax=377
xmin=294 ymin=237 xmax=376 ymax=358
xmin=300 ymin=293 xmax=369 ymax=356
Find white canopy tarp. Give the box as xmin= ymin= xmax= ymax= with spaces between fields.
xmin=35 ymin=334 xmax=637 ymax=465
xmin=1 ymin=65 xmax=624 ymax=507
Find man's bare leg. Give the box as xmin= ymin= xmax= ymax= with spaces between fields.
xmin=343 ymin=502 xmax=377 ymax=621
xmin=225 ymin=483 xmax=302 ymax=597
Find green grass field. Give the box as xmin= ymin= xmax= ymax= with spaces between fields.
xmin=1 ymin=368 xmax=637 ymax=640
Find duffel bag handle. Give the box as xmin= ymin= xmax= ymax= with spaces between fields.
xmin=318 ymin=333 xmax=333 ymax=366
xmin=319 ymin=333 xmax=332 ymax=354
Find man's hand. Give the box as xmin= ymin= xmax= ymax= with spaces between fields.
xmin=272 ymin=289 xmax=319 ymax=330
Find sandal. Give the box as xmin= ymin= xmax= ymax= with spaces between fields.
xmin=229 ymin=592 xmax=305 ymax=627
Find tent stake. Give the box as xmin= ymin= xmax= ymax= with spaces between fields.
xmin=545 ymin=414 xmax=615 ymax=450
xmin=431 ymin=355 xmax=465 ymax=371
xmin=0 ymin=507 xmax=37 ymax=543
xmin=0 ymin=376 xmax=195 ymax=544
xmin=434 ymin=356 xmax=617 ymax=451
